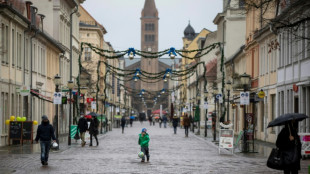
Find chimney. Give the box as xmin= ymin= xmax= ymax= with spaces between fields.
xmin=25 ymin=1 xmax=32 ymax=20
xmin=30 ymin=6 xmax=37 ymax=26
xmin=38 ymin=14 xmax=45 ymax=31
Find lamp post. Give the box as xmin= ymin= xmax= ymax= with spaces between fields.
xmin=204 ymin=89 xmax=208 ymax=137
xmin=99 ymin=94 xmax=105 ymax=134
xmin=67 ymin=80 xmax=74 ymax=146
xmin=53 ymin=74 xmax=61 ymax=149
xmin=213 ymin=86 xmax=218 ymax=142
xmin=80 ymin=87 xmax=88 ymax=114
xmin=196 ymin=93 xmax=201 ymax=135
xmin=240 ymin=73 xmax=251 ymax=152
xmin=226 ymin=80 xmax=232 ymax=122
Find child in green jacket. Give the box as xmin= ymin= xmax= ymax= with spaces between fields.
xmin=138 ymin=128 xmax=150 ymax=162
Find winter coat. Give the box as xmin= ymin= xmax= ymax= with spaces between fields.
xmin=77 ymin=117 xmax=88 ymax=133
xmin=276 ymin=124 xmax=302 ymax=170
xmin=121 ymin=117 xmax=126 ymax=127
xmin=35 ymin=121 xmax=56 ymax=142
xmin=183 ymin=117 xmax=190 ymax=127
xmin=138 ymin=133 xmax=150 ymax=147
xmin=89 ymin=118 xmax=99 ymax=135
xmin=162 ymin=116 xmax=168 ymax=123
xmin=172 ymin=117 xmax=179 ymax=127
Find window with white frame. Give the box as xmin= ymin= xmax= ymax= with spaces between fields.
xmin=84 ymin=47 xmax=92 ymax=61
xmin=25 ymin=38 xmax=29 ymax=70
xmin=12 ymin=29 xmax=15 ymax=66
xmin=1 ymin=23 xmax=9 ymax=64
xmin=17 ymin=33 xmax=22 ymax=69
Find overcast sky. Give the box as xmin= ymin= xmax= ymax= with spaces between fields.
xmin=82 ymin=0 xmax=223 ymax=52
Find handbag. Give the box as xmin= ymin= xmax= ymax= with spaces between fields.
xmin=267 ymin=148 xmax=284 ymax=170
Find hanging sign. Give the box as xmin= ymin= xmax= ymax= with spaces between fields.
xmin=258 ymin=90 xmax=265 ymax=98
xmin=91 ymin=101 xmax=96 ymax=110
xmin=53 ymin=92 xmax=62 ymax=104
xmin=86 ymin=98 xmax=94 ymax=103
xmin=19 ymin=86 xmax=30 ymax=96
xmin=240 ymin=92 xmax=250 ymax=105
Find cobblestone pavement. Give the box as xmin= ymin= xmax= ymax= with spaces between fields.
xmin=0 ymin=122 xmax=308 ymax=174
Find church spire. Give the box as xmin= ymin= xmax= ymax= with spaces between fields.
xmin=142 ymin=0 xmax=158 ymax=17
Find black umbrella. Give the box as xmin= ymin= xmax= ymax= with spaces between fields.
xmin=267 ymin=113 xmax=308 ymax=128
xmin=88 ymin=112 xmax=98 ymax=117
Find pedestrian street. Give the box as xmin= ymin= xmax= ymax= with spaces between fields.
xmin=2 ymin=121 xmax=306 ymax=174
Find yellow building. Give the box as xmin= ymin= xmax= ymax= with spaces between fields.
xmin=181 ymin=23 xmax=211 ymax=114
xmin=79 ymin=5 xmax=107 ymax=115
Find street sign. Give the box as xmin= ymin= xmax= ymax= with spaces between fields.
xmin=216 ymin=94 xmax=223 ymax=103
xmin=53 ymin=92 xmax=62 ymax=104
xmin=91 ymin=101 xmax=96 ymax=110
xmin=258 ymin=90 xmax=265 ymax=98
xmin=19 ymin=86 xmax=30 ymax=96
xmin=240 ymin=92 xmax=250 ymax=105
xmin=203 ymin=102 xmax=208 ymax=109
xmin=62 ymin=97 xmax=67 ymax=104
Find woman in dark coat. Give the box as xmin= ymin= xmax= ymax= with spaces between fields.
xmin=276 ymin=120 xmax=302 ymax=174
xmin=89 ymin=116 xmax=99 ymax=146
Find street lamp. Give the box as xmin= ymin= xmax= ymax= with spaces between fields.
xmin=80 ymin=87 xmax=88 ymax=114
xmin=196 ymin=92 xmax=201 ymax=135
xmin=53 ymin=74 xmax=61 ymax=149
xmin=213 ymin=86 xmax=218 ymax=142
xmin=67 ymin=80 xmax=74 ymax=146
xmin=240 ymin=73 xmax=251 ymax=152
xmin=204 ymin=89 xmax=208 ymax=137
xmin=226 ymin=80 xmax=232 ymax=122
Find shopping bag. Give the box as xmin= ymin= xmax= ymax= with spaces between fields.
xmin=267 ymin=148 xmax=284 ymax=170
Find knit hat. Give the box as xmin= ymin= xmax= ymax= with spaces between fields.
xmin=142 ymin=128 xmax=147 ymax=133
xmin=42 ymin=115 xmax=48 ymax=121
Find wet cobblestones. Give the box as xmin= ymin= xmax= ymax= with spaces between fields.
xmin=0 ymin=122 xmax=308 ymax=174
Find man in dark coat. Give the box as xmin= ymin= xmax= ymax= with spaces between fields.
xmin=172 ymin=114 xmax=179 ymax=134
xmin=183 ymin=114 xmax=190 ymax=137
xmin=276 ymin=120 xmax=302 ymax=174
xmin=89 ymin=116 xmax=99 ymax=146
xmin=35 ymin=115 xmax=56 ymax=166
xmin=121 ymin=116 xmax=126 ymax=134
xmin=77 ymin=115 xmax=88 ymax=147
xmin=163 ymin=115 xmax=168 ymax=128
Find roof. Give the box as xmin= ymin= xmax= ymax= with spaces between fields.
xmin=225 ymin=45 xmax=245 ymax=64
xmin=142 ymin=0 xmax=158 ymax=18
xmin=184 ymin=22 xmax=196 ymax=40
xmin=80 ymin=5 xmax=107 ymax=34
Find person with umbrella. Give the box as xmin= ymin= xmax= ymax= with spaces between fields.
xmin=268 ymin=113 xmax=308 ymax=174
xmin=130 ymin=116 xmax=135 ymax=127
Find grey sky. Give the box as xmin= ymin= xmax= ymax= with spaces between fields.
xmin=82 ymin=0 xmax=222 ymax=52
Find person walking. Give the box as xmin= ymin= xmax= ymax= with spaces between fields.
xmin=158 ymin=117 xmax=162 ymax=128
xmin=148 ymin=116 xmax=152 ymax=126
xmin=89 ymin=116 xmax=99 ymax=146
xmin=121 ymin=116 xmax=126 ymax=134
xmin=183 ymin=114 xmax=190 ymax=137
xmin=130 ymin=116 xmax=134 ymax=127
xmin=138 ymin=128 xmax=150 ymax=162
xmin=276 ymin=120 xmax=302 ymax=174
xmin=163 ymin=115 xmax=168 ymax=128
xmin=35 ymin=115 xmax=56 ymax=166
xmin=152 ymin=116 xmax=156 ymax=126
xmin=189 ymin=115 xmax=193 ymax=132
xmin=172 ymin=114 xmax=179 ymax=134
xmin=77 ymin=114 xmax=88 ymax=147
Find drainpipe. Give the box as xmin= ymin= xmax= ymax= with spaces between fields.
xmin=30 ymin=29 xmax=38 ymax=120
